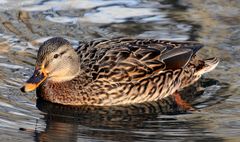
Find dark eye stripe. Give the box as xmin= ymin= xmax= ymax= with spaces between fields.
xmin=60 ymin=50 xmax=68 ymax=56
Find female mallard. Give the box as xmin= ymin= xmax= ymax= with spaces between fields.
xmin=21 ymin=37 xmax=219 ymax=106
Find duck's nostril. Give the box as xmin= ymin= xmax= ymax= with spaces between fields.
xmin=20 ymin=86 xmax=26 ymax=93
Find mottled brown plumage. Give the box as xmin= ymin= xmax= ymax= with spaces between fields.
xmin=22 ymin=37 xmax=219 ymax=106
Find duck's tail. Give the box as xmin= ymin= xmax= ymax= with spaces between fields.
xmin=180 ymin=57 xmax=219 ymax=89
xmin=195 ymin=57 xmax=219 ymax=76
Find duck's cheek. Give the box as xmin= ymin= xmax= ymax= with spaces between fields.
xmin=21 ymin=68 xmax=47 ymax=92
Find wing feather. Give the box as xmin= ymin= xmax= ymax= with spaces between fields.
xmin=76 ymin=38 xmax=203 ymax=82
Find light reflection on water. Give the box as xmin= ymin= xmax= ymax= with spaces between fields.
xmin=0 ymin=0 xmax=239 ymax=141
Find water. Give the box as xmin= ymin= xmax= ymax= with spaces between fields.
xmin=0 ymin=0 xmax=239 ymax=141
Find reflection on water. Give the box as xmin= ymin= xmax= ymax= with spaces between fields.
xmin=0 ymin=0 xmax=239 ymax=141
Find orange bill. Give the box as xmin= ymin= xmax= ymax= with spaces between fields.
xmin=21 ymin=67 xmax=47 ymax=92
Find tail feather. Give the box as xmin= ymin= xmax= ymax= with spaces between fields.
xmin=195 ymin=57 xmax=219 ymax=76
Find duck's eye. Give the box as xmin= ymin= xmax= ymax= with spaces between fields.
xmin=53 ymin=54 xmax=59 ymax=59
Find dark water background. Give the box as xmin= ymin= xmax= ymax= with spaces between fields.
xmin=0 ymin=0 xmax=239 ymax=141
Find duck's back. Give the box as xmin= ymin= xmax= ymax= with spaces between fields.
xmin=76 ymin=38 xmax=202 ymax=79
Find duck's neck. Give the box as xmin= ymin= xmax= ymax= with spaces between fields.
xmin=36 ymin=72 xmax=92 ymax=105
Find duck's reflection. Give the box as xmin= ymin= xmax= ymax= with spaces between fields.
xmin=34 ymin=78 xmax=228 ymax=142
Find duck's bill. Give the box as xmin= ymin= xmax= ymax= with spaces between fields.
xmin=20 ymin=68 xmax=47 ymax=93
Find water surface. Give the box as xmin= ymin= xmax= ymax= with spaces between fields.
xmin=0 ymin=0 xmax=239 ymax=141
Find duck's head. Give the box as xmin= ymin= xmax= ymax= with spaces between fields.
xmin=21 ymin=37 xmax=80 ymax=92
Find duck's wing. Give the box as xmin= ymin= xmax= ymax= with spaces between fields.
xmin=76 ymin=38 xmax=203 ymax=82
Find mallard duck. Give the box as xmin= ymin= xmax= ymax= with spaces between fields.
xmin=21 ymin=37 xmax=219 ymax=106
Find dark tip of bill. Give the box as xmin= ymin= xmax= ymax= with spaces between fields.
xmin=20 ymin=86 xmax=26 ymax=93
xmin=19 ymin=127 xmax=26 ymax=131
